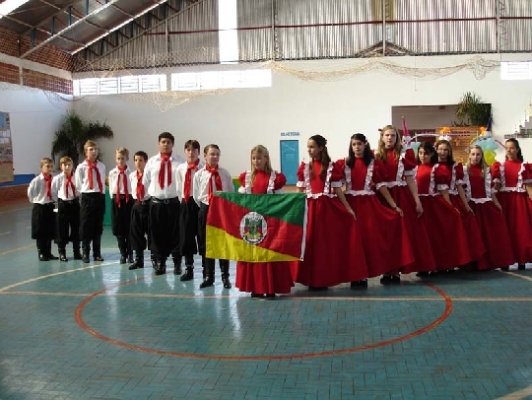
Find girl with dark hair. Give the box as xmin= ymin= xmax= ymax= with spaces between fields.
xmin=293 ymin=135 xmax=369 ymax=290
xmin=375 ymin=126 xmax=436 ymax=282
xmin=491 ymin=138 xmax=532 ymax=270
xmin=436 ymin=139 xmax=486 ymax=269
xmin=337 ymin=133 xmax=414 ymax=287
xmin=415 ymin=141 xmax=471 ymax=272
xmin=464 ymin=145 xmax=515 ymax=270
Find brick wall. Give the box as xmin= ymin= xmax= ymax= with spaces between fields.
xmin=0 ymin=26 xmax=74 ymax=94
xmin=0 ymin=185 xmax=28 ymax=203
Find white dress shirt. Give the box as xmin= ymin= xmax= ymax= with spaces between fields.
xmin=75 ymin=159 xmax=106 ymax=194
xmin=193 ymin=165 xmax=234 ymax=206
xmin=129 ymin=170 xmax=151 ymax=201
xmin=51 ymin=172 xmax=78 ymax=201
xmin=176 ymin=160 xmax=205 ymax=201
xmin=27 ymin=174 xmax=54 ymax=204
xmin=108 ymin=166 xmax=133 ymax=198
xmin=144 ymin=152 xmax=185 ymax=199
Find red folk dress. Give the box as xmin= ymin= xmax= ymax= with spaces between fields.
xmin=337 ymin=157 xmax=414 ymax=278
xmin=442 ymin=162 xmax=486 ymax=265
xmin=491 ymin=160 xmax=532 ymax=264
xmin=464 ymin=164 xmax=515 ymax=269
xmin=379 ymin=148 xmax=436 ymax=274
xmin=235 ymin=170 xmax=295 ymax=295
xmin=416 ymin=163 xmax=471 ymax=270
xmin=291 ymin=160 xmax=369 ymax=287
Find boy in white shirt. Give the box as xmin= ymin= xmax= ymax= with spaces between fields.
xmin=51 ymin=156 xmax=81 ymax=261
xmin=28 ymin=157 xmax=57 ymax=261
xmin=193 ymin=144 xmax=234 ymax=289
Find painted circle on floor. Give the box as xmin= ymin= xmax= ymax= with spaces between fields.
xmin=74 ymin=278 xmax=453 ymax=361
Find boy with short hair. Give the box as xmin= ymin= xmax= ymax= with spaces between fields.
xmin=128 ymin=150 xmax=150 ymax=270
xmin=75 ymin=140 xmax=106 ymax=263
xmin=51 ymin=156 xmax=81 ymax=261
xmin=175 ymin=140 xmax=204 ymax=281
xmin=28 ymin=157 xmax=57 ymax=261
xmin=108 ymin=147 xmax=133 ymax=264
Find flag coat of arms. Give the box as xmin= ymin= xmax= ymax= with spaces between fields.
xmin=206 ymin=192 xmax=307 ymax=262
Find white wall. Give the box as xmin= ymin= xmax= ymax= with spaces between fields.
xmin=70 ymin=53 xmax=532 ymax=175
xmin=0 ymin=83 xmax=71 ymax=175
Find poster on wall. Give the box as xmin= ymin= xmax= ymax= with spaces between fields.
xmin=0 ymin=111 xmax=14 ymax=183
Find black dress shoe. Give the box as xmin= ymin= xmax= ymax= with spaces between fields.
xmin=119 ymin=255 xmax=127 ymax=264
xmin=518 ymin=264 xmax=526 ymax=270
xmin=38 ymin=254 xmax=50 ymax=261
xmin=308 ymin=286 xmax=328 ymax=291
xmin=180 ymin=269 xmax=194 ymax=281
xmin=73 ymin=252 xmax=83 ymax=260
xmin=500 ymin=267 xmax=510 ymax=271
xmin=380 ymin=274 xmax=392 ymax=285
xmin=82 ymin=254 xmax=90 ymax=263
xmin=199 ymin=279 xmax=214 ymax=289
xmin=59 ymin=254 xmax=68 ymax=262
xmin=251 ymin=293 xmax=263 ymax=299
xmin=94 ymin=255 xmax=105 ymax=262
xmin=391 ymin=274 xmax=401 ymax=284
xmin=173 ymin=266 xmax=182 ymax=275
xmin=47 ymin=254 xmax=59 ymax=260
xmin=127 ymin=255 xmax=134 ymax=264
xmin=350 ymin=280 xmax=368 ymax=289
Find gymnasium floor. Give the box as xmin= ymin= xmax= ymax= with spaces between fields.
xmin=1 ymin=201 xmax=531 ymax=400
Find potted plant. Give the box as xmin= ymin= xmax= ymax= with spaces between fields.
xmin=455 ymin=91 xmax=492 ymax=127
xmin=51 ymin=111 xmax=113 ymax=166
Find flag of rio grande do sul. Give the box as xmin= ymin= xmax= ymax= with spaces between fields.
xmin=206 ymin=192 xmax=307 ymax=262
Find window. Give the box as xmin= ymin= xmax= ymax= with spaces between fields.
xmin=73 ymin=74 xmax=167 ymax=96
xmin=171 ymin=69 xmax=271 ymax=91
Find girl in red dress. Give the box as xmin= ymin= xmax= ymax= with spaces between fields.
xmin=435 ymin=139 xmax=486 ymax=269
xmin=464 ymin=145 xmax=515 ymax=269
xmin=491 ymin=138 xmax=532 ymax=270
xmin=293 ymin=135 xmax=369 ymax=290
xmin=235 ymin=145 xmax=295 ymax=299
xmin=337 ymin=133 xmax=414 ymax=287
xmin=415 ymin=142 xmax=471 ymax=272
xmin=375 ymin=125 xmax=436 ymax=282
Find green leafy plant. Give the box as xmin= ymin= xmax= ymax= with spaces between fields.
xmin=51 ymin=111 xmax=113 ymax=166
xmin=455 ymin=91 xmax=492 ymax=127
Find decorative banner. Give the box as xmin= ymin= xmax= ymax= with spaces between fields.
xmin=0 ymin=112 xmax=13 ymax=183
xmin=206 ymin=192 xmax=307 ymax=262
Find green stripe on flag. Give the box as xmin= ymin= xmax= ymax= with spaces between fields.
xmin=214 ymin=192 xmax=306 ymax=226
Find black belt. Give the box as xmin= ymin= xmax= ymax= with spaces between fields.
xmin=58 ymin=198 xmax=79 ymax=204
xmin=151 ymin=197 xmax=179 ymax=204
xmin=135 ymin=199 xmax=150 ymax=206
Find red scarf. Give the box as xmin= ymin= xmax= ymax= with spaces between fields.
xmin=115 ymin=166 xmax=129 ymax=207
xmin=136 ymin=171 xmax=145 ymax=204
xmin=158 ymin=153 xmax=172 ymax=189
xmin=206 ymin=164 xmax=223 ymax=202
xmin=64 ymin=173 xmax=75 ymax=199
xmin=86 ymin=159 xmax=103 ymax=192
xmin=183 ymin=159 xmax=200 ymax=201
xmin=43 ymin=173 xmax=52 ymax=200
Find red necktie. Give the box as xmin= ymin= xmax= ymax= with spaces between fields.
xmin=183 ymin=160 xmax=200 ymax=201
xmin=206 ymin=164 xmax=223 ymax=202
xmin=115 ymin=166 xmax=129 ymax=207
xmin=64 ymin=174 xmax=76 ymax=199
xmin=86 ymin=159 xmax=103 ymax=192
xmin=136 ymin=171 xmax=145 ymax=204
xmin=158 ymin=154 xmax=172 ymax=189
xmin=43 ymin=173 xmax=52 ymax=200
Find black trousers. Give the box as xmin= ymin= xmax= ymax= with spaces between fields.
xmin=31 ymin=203 xmax=55 ymax=244
xmin=111 ymin=194 xmax=133 ymax=236
xmin=55 ymin=198 xmax=80 ymax=247
xmin=179 ymin=198 xmax=200 ymax=257
xmin=79 ymin=192 xmax=105 ymax=241
xmin=130 ymin=201 xmax=149 ymax=252
xmin=148 ymin=198 xmax=180 ymax=260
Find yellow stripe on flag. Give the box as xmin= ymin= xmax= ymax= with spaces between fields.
xmin=206 ymin=225 xmax=299 ymax=262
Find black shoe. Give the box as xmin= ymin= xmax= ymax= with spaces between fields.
xmin=94 ymin=255 xmax=105 ymax=262
xmin=199 ymin=278 xmax=214 ymax=289
xmin=350 ymin=280 xmax=368 ymax=289
xmin=127 ymin=254 xmax=134 ymax=264
xmin=308 ymin=286 xmax=328 ymax=291
xmin=82 ymin=254 xmax=90 ymax=263
xmin=128 ymin=261 xmax=144 ymax=270
xmin=265 ymin=294 xmax=276 ymax=300
xmin=518 ymin=264 xmax=526 ymax=270
xmin=416 ymin=272 xmax=429 ymax=277
xmin=173 ymin=265 xmax=182 ymax=275
xmin=251 ymin=293 xmax=264 ymax=299
xmin=180 ymin=268 xmax=194 ymax=281
xmin=59 ymin=253 xmax=68 ymax=262
xmin=73 ymin=252 xmax=83 ymax=260
xmin=500 ymin=267 xmax=510 ymax=271
xmin=380 ymin=274 xmax=392 ymax=285
xmin=222 ymin=278 xmax=232 ymax=289
xmin=391 ymin=274 xmax=401 ymax=284
xmin=47 ymin=254 xmax=59 ymax=260
xmin=120 ymin=255 xmax=127 ymax=264
xmin=38 ymin=253 xmax=50 ymax=261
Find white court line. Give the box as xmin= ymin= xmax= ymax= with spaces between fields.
xmin=0 ymin=231 xmax=10 ymax=236
xmin=495 ymin=385 xmax=532 ymax=400
xmin=502 ymin=271 xmax=532 ymax=282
